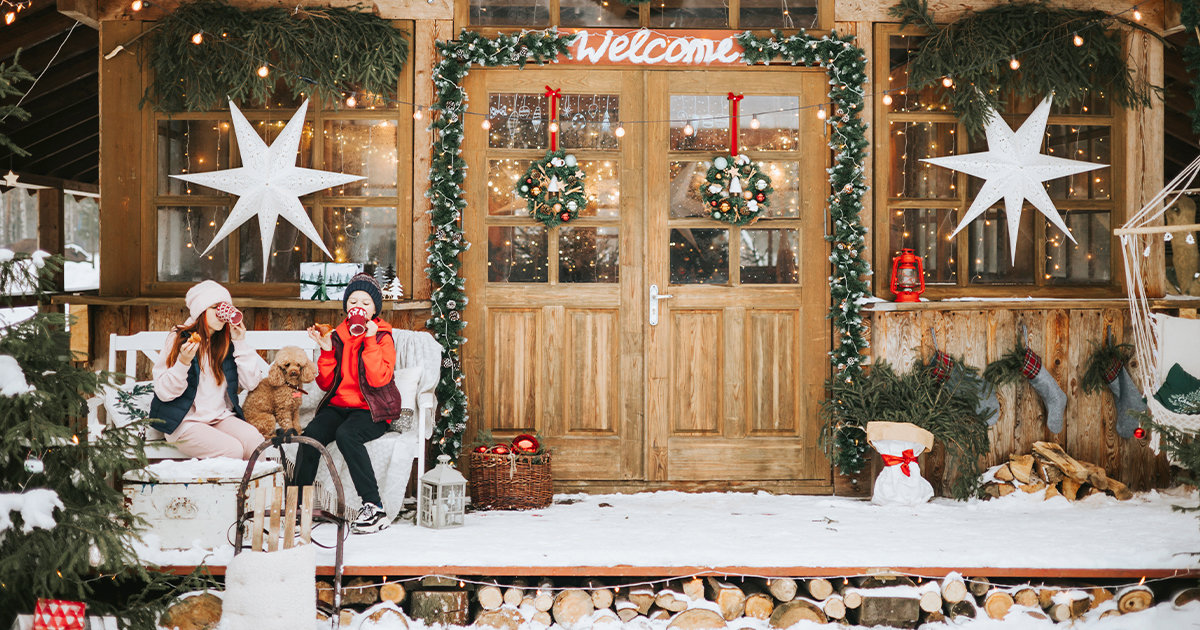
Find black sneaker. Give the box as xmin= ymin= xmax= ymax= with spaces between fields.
xmin=351 ymin=502 xmax=389 ymax=534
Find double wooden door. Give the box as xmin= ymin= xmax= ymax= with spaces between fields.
xmin=462 ymin=68 xmax=831 ymax=489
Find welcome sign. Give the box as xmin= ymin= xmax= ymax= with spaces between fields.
xmin=560 ymin=29 xmax=746 ymax=66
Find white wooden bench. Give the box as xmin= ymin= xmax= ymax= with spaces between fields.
xmin=96 ymin=328 xmax=440 ymax=524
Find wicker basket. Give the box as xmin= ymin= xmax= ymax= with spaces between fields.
xmin=468 ymin=451 xmax=553 ymax=510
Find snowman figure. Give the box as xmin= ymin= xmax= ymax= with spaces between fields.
xmin=866 ymin=421 xmax=935 ymax=506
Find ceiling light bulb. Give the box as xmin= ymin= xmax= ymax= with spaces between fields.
xmin=1133 ymin=8 xmax=1142 ymax=20
xmin=413 ymin=108 xmax=423 ymax=120
xmin=882 ymin=94 xmax=894 ymax=106
xmin=130 ymin=0 xmax=143 ymax=10
xmin=750 ymin=115 xmax=760 ymax=129
xmin=1073 ymin=33 xmax=1083 ymax=47
xmin=817 ymin=109 xmax=827 ymax=120
xmin=257 ymin=65 xmax=269 ymax=78
xmin=614 ymin=125 xmax=625 ymax=138
xmin=4 ymin=11 xmax=14 ymax=24
xmin=345 ymin=95 xmax=357 ymax=108
xmin=942 ymin=76 xmax=953 ymax=88
xmin=191 ymin=32 xmax=203 ymax=44
xmin=1009 ymin=57 xmax=1020 ymax=70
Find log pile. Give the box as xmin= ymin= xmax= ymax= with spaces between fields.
xmin=980 ymin=441 xmax=1133 ymax=501
xmin=289 ymin=573 xmax=1170 ymax=628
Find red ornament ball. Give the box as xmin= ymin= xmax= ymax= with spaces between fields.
xmin=490 ymin=444 xmax=511 ymax=455
xmin=711 ymin=200 xmax=719 ymax=207
xmin=1133 ymin=427 xmax=1146 ymax=439
xmin=560 ymin=212 xmax=571 ymax=221
xmin=473 ymin=445 xmax=488 ymax=454
xmin=512 ymin=433 xmax=540 ymax=454
xmin=755 ymin=193 xmax=765 ymax=202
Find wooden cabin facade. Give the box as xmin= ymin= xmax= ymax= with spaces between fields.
xmin=21 ymin=0 xmax=1193 ymax=495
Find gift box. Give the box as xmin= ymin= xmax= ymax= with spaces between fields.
xmin=33 ymin=599 xmax=85 ymax=630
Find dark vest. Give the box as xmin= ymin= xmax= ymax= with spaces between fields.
xmin=149 ymin=350 xmax=243 ymax=434
xmin=318 ymin=330 xmax=405 ymax=423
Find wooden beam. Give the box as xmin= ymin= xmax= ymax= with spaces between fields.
xmin=2 ymin=27 xmax=96 ymax=81
xmin=24 ymin=124 xmax=98 ymax=172
xmin=372 ymin=0 xmax=452 ymax=20
xmin=7 ymin=100 xmax=97 ymax=148
xmin=98 ymin=20 xmax=142 ymax=296
xmin=0 ymin=11 xmax=77 ymax=60
xmin=57 ymin=0 xmax=98 ymax=29
xmin=14 ymin=55 xmax=97 ymax=105
xmin=45 ymin=140 xmax=98 ymax=181
xmin=38 ymin=187 xmax=65 ymax=291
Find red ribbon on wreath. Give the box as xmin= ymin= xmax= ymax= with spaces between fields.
xmin=545 ymin=86 xmax=562 ymax=151
xmin=727 ymin=92 xmax=744 ymax=156
xmin=880 ymin=449 xmax=918 ymax=477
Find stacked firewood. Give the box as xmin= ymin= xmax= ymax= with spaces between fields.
xmin=300 ymin=574 xmax=1189 ymax=628
xmin=980 ymin=441 xmax=1132 ymax=501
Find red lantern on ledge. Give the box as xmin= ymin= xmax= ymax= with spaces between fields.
xmin=890 ymin=248 xmax=925 ymax=303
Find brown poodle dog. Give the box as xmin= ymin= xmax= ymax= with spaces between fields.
xmin=243 ymin=346 xmax=318 ymax=439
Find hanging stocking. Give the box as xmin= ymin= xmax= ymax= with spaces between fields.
xmin=1096 ymin=355 xmax=1148 ymax=439
xmin=929 ymin=351 xmax=1000 ymax=426
xmin=1020 ymin=348 xmax=1067 ymax=433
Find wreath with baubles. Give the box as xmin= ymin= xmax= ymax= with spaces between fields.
xmin=517 ymin=150 xmax=588 ymax=227
xmin=700 ymin=153 xmax=773 ymax=225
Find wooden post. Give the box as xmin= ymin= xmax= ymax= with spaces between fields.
xmin=37 ymin=187 xmax=64 ymax=293
xmin=98 ymin=21 xmax=143 ymax=297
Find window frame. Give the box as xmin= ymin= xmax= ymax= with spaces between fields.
xmin=142 ymin=23 xmax=414 ymax=298
xmin=871 ymin=22 xmax=1126 ymax=299
xmin=457 ymin=0 xmax=834 ymax=32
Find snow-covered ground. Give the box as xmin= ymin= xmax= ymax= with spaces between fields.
xmin=136 ymin=487 xmax=1200 ymax=573
xmin=64 ymin=259 xmax=99 ymax=291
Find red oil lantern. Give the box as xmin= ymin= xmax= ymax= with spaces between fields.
xmin=890 ymin=248 xmax=925 ymax=303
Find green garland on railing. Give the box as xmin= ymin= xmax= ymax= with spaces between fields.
xmin=427 ymin=29 xmax=576 ymax=458
xmin=739 ymin=30 xmax=872 ymax=477
xmin=1182 ymin=0 xmax=1200 ymax=134
xmin=147 ymin=0 xmax=408 ymax=112
xmin=888 ymin=0 xmax=1154 ymax=137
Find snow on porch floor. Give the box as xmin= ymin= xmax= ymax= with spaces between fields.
xmin=138 ymin=486 xmax=1200 ymax=574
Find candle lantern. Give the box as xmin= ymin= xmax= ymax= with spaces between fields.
xmin=419 ymin=455 xmax=467 ymax=529
xmin=889 ymin=248 xmax=925 ymax=303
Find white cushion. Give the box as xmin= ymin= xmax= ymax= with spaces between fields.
xmin=1156 ymin=314 xmax=1200 ymax=385
xmin=103 ymin=381 xmax=165 ymax=441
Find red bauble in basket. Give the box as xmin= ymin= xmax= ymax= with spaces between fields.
xmin=490 ymin=444 xmax=511 ymax=455
xmin=512 ymin=433 xmax=540 ymax=454
xmin=473 ymin=445 xmax=489 ymax=454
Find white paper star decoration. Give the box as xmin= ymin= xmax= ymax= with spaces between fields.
xmin=170 ymin=100 xmax=364 ymax=279
xmin=2 ymin=170 xmax=19 ymax=188
xmin=921 ymin=95 xmax=1107 ymax=263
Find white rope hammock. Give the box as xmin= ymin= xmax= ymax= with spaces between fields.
xmin=1115 ymin=152 xmax=1200 ymax=453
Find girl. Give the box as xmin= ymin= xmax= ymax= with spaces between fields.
xmin=296 ymin=273 xmax=405 ymax=534
xmin=150 ymin=280 xmax=266 ymax=459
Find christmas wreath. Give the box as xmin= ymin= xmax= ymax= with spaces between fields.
xmin=517 ymin=150 xmax=588 ymax=227
xmin=700 ymin=153 xmax=772 ymax=225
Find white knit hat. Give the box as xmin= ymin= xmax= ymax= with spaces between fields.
xmin=185 ymin=280 xmax=233 ymax=324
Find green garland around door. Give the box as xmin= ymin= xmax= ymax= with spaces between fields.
xmin=739 ymin=29 xmax=872 ymax=477
xmin=427 ymin=29 xmax=577 ymax=458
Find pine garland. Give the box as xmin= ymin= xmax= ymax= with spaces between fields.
xmin=820 ymin=359 xmax=991 ymax=500
xmin=889 ymin=0 xmax=1155 ymax=137
xmin=0 ymin=54 xmax=33 ymax=157
xmin=147 ymin=0 xmax=409 ymax=112
xmin=1182 ymin=0 xmax=1200 ymax=134
xmin=1081 ymin=340 xmax=1134 ymax=394
xmin=427 ymin=29 xmax=576 ymax=458
xmin=984 ymin=345 xmax=1029 ymax=386
xmin=739 ymin=30 xmax=872 ymax=475
xmin=1143 ymin=415 xmax=1200 ymax=513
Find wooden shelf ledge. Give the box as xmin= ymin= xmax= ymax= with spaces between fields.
xmin=862 ymin=297 xmax=1200 ymax=312
xmin=50 ymin=294 xmax=434 ymax=311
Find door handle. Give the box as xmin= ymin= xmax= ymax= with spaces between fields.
xmin=649 ymin=284 xmax=673 ymax=326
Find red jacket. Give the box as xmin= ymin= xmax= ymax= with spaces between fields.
xmin=316 ymin=319 xmax=403 ymax=422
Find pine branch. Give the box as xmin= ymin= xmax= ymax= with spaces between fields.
xmin=1081 ymin=340 xmax=1134 ymax=394
xmin=0 ymin=52 xmax=34 ymax=157
xmin=984 ymin=346 xmax=1027 ymax=386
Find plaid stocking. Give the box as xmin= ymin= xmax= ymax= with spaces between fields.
xmin=1021 ymin=348 xmax=1066 ymax=433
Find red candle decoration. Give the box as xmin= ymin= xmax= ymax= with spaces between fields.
xmin=512 ymin=433 xmax=540 ymax=454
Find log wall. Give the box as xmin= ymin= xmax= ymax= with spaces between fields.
xmin=864 ymin=304 xmax=1173 ymax=494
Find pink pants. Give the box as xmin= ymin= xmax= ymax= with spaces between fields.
xmin=169 ymin=417 xmax=265 ymax=459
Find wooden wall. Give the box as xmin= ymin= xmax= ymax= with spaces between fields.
xmin=865 ymin=305 xmax=1173 ymax=494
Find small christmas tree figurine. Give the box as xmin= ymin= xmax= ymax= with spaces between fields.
xmin=382 ymin=276 xmax=404 ymax=301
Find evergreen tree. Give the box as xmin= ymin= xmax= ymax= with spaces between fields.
xmin=0 ymin=251 xmax=210 ymax=627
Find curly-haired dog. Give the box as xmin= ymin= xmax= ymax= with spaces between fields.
xmin=243 ymin=346 xmax=318 ymax=439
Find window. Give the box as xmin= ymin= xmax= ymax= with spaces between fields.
xmin=466 ymin=0 xmax=825 ymax=30
xmin=874 ymin=25 xmax=1121 ymax=297
xmin=150 ymin=53 xmax=412 ymax=294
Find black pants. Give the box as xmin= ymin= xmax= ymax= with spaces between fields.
xmin=293 ymin=406 xmax=387 ymax=507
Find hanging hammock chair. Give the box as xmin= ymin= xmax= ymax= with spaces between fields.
xmin=1116 ymin=152 xmax=1200 ymax=454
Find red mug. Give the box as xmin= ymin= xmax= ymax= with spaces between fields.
xmin=347 ymin=307 xmax=368 ymax=336
xmin=214 ymin=302 xmax=243 ymax=326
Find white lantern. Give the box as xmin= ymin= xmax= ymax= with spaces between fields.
xmin=419 ymin=455 xmax=467 ymax=529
